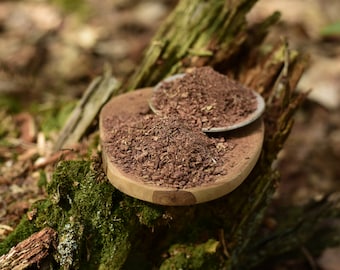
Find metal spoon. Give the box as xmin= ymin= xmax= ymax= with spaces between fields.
xmin=149 ymin=73 xmax=266 ymax=133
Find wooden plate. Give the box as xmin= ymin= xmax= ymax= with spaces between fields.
xmin=100 ymin=88 xmax=264 ymax=206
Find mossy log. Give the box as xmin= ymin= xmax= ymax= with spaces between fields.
xmin=1 ymin=0 xmax=338 ymax=269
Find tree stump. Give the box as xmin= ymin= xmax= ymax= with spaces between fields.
xmin=3 ymin=1 xmax=336 ymax=269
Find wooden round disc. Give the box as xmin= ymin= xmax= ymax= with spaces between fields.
xmin=100 ymin=88 xmax=264 ymax=206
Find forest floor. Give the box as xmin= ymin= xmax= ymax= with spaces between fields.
xmin=0 ymin=0 xmax=339 ymax=269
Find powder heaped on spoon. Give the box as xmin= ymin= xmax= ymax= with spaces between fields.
xmin=151 ymin=66 xmax=259 ymax=131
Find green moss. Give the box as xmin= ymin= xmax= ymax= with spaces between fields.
xmin=34 ymin=199 xmax=64 ymax=229
xmin=160 ymin=239 xmax=221 ymax=270
xmin=0 ymin=159 xmax=141 ymax=268
xmin=43 ymin=160 xmax=141 ymax=269
xmin=0 ymin=216 xmax=38 ymax=256
xmin=134 ymin=203 xmax=163 ymax=228
xmin=0 ymin=192 xmax=67 ymax=256
xmin=0 ymin=159 xmax=171 ymax=269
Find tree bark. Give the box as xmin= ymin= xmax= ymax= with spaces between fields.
xmin=0 ymin=227 xmax=57 ymax=270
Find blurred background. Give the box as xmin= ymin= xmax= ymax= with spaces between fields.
xmin=0 ymin=0 xmax=339 ymax=269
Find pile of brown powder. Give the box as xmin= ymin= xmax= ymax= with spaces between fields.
xmin=151 ymin=66 xmax=257 ymax=130
xmin=104 ymin=115 xmax=232 ymax=189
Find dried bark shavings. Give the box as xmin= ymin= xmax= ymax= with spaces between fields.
xmin=104 ymin=115 xmax=233 ymax=189
xmin=151 ymin=66 xmax=258 ymax=130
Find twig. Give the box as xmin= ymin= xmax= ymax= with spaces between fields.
xmin=300 ymin=245 xmax=317 ymax=270
xmin=219 ymin=228 xmax=230 ymax=258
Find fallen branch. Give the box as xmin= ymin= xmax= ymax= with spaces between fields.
xmin=0 ymin=227 xmax=57 ymax=270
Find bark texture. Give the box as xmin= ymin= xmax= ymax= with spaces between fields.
xmin=0 ymin=227 xmax=57 ymax=270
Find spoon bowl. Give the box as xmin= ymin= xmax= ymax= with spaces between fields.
xmin=149 ymin=74 xmax=265 ymax=133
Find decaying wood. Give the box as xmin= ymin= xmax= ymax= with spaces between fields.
xmin=2 ymin=0 xmax=338 ymax=269
xmin=241 ymin=194 xmax=340 ymax=269
xmin=54 ymin=67 xmax=120 ymax=151
xmin=125 ymin=0 xmax=280 ymax=91
xmin=0 ymin=227 xmax=57 ymax=270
